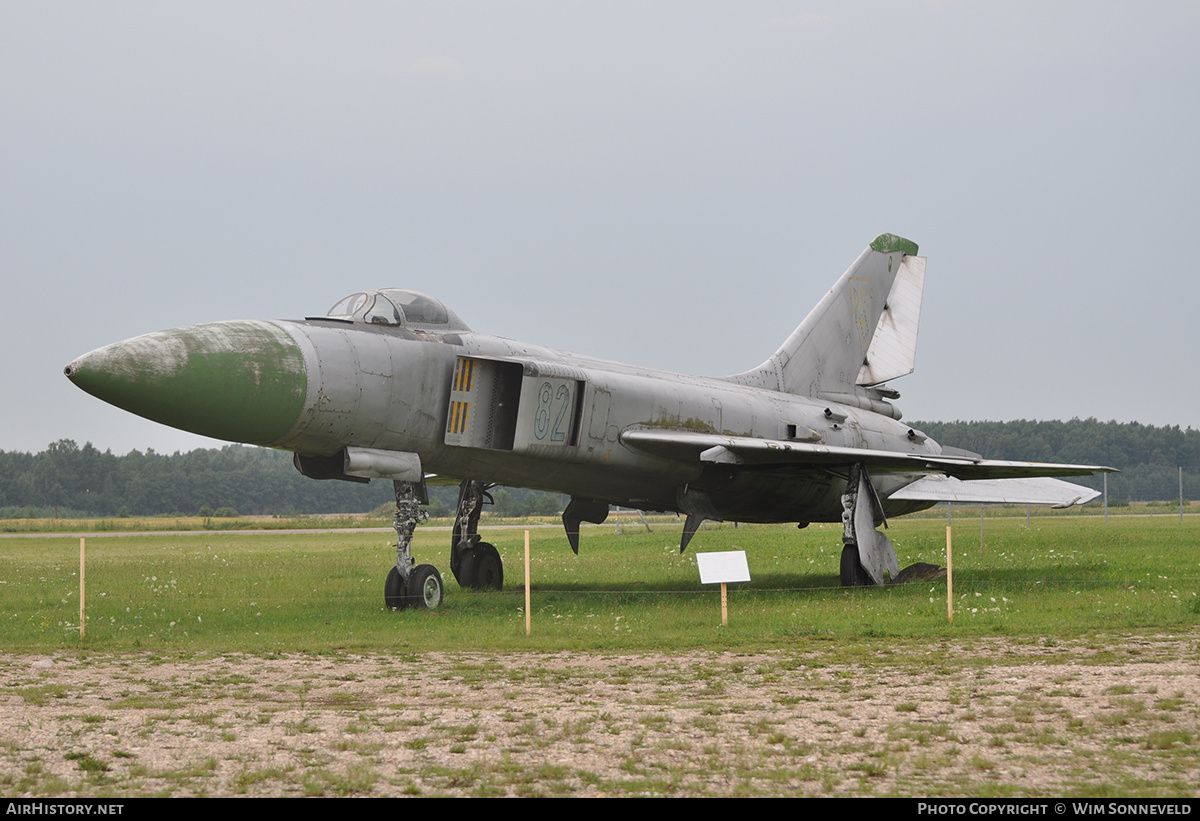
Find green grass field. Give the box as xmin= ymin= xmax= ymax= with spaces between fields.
xmin=3 ymin=515 xmax=1197 ymax=653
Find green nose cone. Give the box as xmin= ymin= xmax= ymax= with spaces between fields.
xmin=65 ymin=320 xmax=308 ymax=447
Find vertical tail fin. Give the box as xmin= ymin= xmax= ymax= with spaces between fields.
xmin=728 ymin=234 xmax=926 ymax=412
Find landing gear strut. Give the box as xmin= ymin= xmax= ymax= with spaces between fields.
xmin=450 ymin=480 xmax=504 ymax=590
xmin=385 ymin=479 xmax=443 ymax=610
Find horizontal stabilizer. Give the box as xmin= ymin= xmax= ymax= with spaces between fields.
xmin=889 ymin=474 xmax=1100 ymax=507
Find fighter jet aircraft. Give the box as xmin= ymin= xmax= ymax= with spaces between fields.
xmin=64 ymin=234 xmax=1111 ymax=609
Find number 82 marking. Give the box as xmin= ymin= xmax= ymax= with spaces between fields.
xmin=534 ymin=381 xmax=572 ymax=442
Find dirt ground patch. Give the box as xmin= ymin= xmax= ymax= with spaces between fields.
xmin=3 ymin=634 xmax=1199 ymax=797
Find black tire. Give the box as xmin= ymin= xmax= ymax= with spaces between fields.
xmin=470 ymin=542 xmax=504 ymax=590
xmin=455 ymin=546 xmax=478 ymax=589
xmin=407 ymin=564 xmax=444 ymax=610
xmin=459 ymin=543 xmax=504 ymax=590
xmin=840 ymin=544 xmax=870 ymax=588
xmin=450 ymin=543 xmax=466 ymax=586
xmin=384 ymin=566 xmax=408 ymax=610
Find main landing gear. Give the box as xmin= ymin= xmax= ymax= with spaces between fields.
xmin=450 ymin=479 xmax=504 ymax=590
xmin=839 ymin=463 xmax=899 ymax=588
xmin=385 ymin=479 xmax=443 ymax=611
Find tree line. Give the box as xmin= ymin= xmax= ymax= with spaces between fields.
xmin=0 ymin=440 xmax=570 ymax=519
xmin=908 ymin=418 xmax=1199 ymax=503
xmin=0 ymin=418 xmax=1195 ymax=518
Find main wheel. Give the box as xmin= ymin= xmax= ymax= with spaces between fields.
xmin=840 ymin=543 xmax=871 ymax=588
xmin=460 ymin=542 xmax=504 ymax=590
xmin=384 ymin=566 xmax=408 ymax=610
xmin=474 ymin=542 xmax=503 ymax=590
xmin=456 ymin=547 xmax=478 ymax=589
xmin=407 ymin=564 xmax=444 ymax=610
xmin=450 ymin=544 xmax=467 ymax=586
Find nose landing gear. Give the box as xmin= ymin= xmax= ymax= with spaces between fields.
xmin=384 ymin=479 xmax=444 ymax=611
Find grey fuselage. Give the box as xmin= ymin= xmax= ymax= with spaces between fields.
xmin=269 ymin=316 xmax=940 ymax=524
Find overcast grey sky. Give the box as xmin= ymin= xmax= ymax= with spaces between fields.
xmin=3 ymin=1 xmax=1197 ymax=455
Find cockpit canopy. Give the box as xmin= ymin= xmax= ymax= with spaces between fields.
xmin=325 ymin=289 xmax=470 ymax=332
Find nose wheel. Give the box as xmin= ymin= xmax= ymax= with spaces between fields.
xmin=384 ymin=479 xmax=444 ymax=611
xmin=385 ymin=564 xmax=444 ymax=611
xmin=407 ymin=565 xmax=444 ymax=610
xmin=385 ymin=566 xmax=407 ymax=610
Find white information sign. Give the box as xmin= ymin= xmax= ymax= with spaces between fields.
xmin=696 ymin=550 xmax=751 ymax=585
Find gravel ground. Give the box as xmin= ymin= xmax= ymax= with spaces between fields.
xmin=4 ymin=634 xmax=1199 ymax=797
